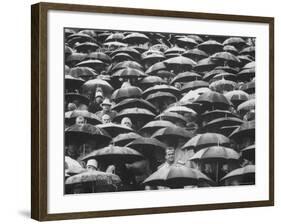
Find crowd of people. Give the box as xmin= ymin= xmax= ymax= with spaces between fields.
xmin=64 ymin=28 xmax=256 ymax=194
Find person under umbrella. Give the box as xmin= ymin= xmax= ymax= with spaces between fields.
xmin=121 ymin=117 xmax=133 ymax=128
xmin=86 ymin=159 xmax=98 ymax=171
xmin=95 ymin=98 xmax=117 ymax=121
xmin=88 ymin=90 xmax=104 ymax=113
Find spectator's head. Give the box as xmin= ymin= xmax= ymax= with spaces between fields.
xmin=121 ymin=117 xmax=132 ymax=128
xmin=67 ymin=102 xmax=77 ymax=111
xmin=77 ymin=104 xmax=88 ymax=111
xmin=165 ymin=147 xmax=175 ymax=164
xmin=101 ymin=98 xmax=112 ymax=112
xmin=75 ymin=116 xmax=85 ymax=125
xmin=95 ymin=91 xmax=104 ymax=104
xmin=102 ymin=114 xmax=111 ymax=124
xmin=86 ymin=159 xmax=98 ymax=171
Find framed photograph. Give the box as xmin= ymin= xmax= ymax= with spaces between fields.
xmin=31 ymin=2 xmax=274 ymax=221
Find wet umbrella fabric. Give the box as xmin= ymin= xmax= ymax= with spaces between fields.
xmin=96 ymin=123 xmax=134 ymax=138
xmin=113 ymin=132 xmax=142 ymax=147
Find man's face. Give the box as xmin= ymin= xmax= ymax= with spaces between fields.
xmin=165 ymin=149 xmax=175 ymax=164
xmin=102 ymin=104 xmax=110 ymax=112
xmin=76 ymin=116 xmax=85 ymax=125
xmin=102 ymin=115 xmax=111 ymax=124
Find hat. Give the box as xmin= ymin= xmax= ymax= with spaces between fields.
xmin=86 ymin=159 xmax=98 ymax=169
xmin=101 ymin=98 xmax=112 ymax=106
xmin=95 ymin=91 xmax=104 ymax=98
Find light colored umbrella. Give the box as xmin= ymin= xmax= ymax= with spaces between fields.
xmin=81 ymin=78 xmax=114 ymax=96
xmin=237 ymin=99 xmax=255 ymax=112
xmin=96 ymin=123 xmax=133 ymax=138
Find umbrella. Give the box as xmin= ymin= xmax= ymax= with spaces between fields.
xmin=141 ymin=52 xmax=165 ymax=62
xmin=113 ymin=107 xmax=156 ymax=123
xmin=78 ymin=30 xmax=97 ymax=39
xmin=210 ymin=51 xmax=240 ymax=66
xmin=103 ymin=41 xmax=127 ymax=48
xmin=197 ymin=40 xmax=223 ymax=54
xmin=215 ymin=65 xmax=239 ymax=74
xmin=105 ymin=32 xmax=125 ymax=42
xmin=65 ymin=123 xmax=112 ymax=146
xmin=180 ymin=88 xmax=212 ymax=104
xmin=145 ymin=62 xmax=167 ymax=75
xmin=237 ymin=55 xmax=253 ymax=66
xmin=66 ymin=53 xmax=87 ymax=66
xmin=65 ymin=110 xmax=102 ymax=126
xmin=241 ymin=144 xmax=255 ymax=162
xmin=65 ymin=170 xmax=121 ymax=191
xmin=176 ymin=36 xmax=198 ymax=48
xmin=181 ymin=133 xmax=230 ymax=151
xmin=164 ymin=56 xmax=196 ymax=71
xmin=209 ymin=79 xmax=237 ymax=93
xmin=65 ymin=156 xmax=85 ymax=176
xmin=240 ymin=46 xmax=255 ymax=57
xmin=139 ymin=120 xmax=177 ymax=136
xmin=187 ymin=35 xmax=204 ymax=43
xmin=111 ymin=61 xmax=143 ymax=72
xmin=201 ymin=109 xmax=239 ymax=122
xmin=75 ymin=59 xmax=105 ymax=71
xmin=139 ymin=76 xmax=167 ymax=88
xmin=164 ymin=105 xmax=197 ymax=116
xmin=194 ymin=91 xmax=232 ymax=110
xmin=113 ymin=132 xmax=142 ymax=147
xmin=223 ymin=45 xmax=239 ymax=55
xmin=123 ymin=32 xmax=150 ymax=44
xmin=164 ymin=46 xmax=186 ymax=55
xmin=237 ymin=99 xmax=255 ymax=112
xmin=181 ymin=80 xmax=209 ymax=93
xmin=111 ymin=83 xmax=143 ymax=103
xmin=182 ymin=48 xmax=208 ymax=61
xmin=229 ymin=120 xmax=255 ymax=140
xmin=68 ymin=67 xmax=98 ymax=80
xmin=112 ymin=53 xmax=134 ymax=62
xmin=74 ymin=42 xmax=100 ymax=53
xmin=194 ymin=57 xmax=216 ymax=72
xmin=240 ymin=80 xmax=255 ymax=94
xmin=155 ymin=112 xmax=187 ymax=125
xmin=126 ymin=137 xmax=167 ymax=154
xmin=220 ymin=165 xmax=255 ymax=185
xmin=96 ymin=123 xmax=133 ymax=138
xmin=154 ymin=70 xmax=175 ymax=79
xmin=112 ymin=98 xmax=157 ymax=113
xmin=65 ymin=28 xmax=76 ymax=39
xmin=87 ymin=52 xmax=111 ymax=63
xmin=142 ymin=84 xmax=180 ymax=99
xmin=202 ymin=69 xmax=226 ymax=82
xmin=65 ymin=93 xmax=90 ymax=106
xmin=237 ymin=68 xmax=255 ymax=82
xmin=67 ymin=33 xmax=95 ymax=46
xmin=81 ymin=78 xmax=114 ymax=97
xmin=224 ymin=90 xmax=249 ymax=107
xmin=243 ymin=61 xmax=255 ymax=69
xmin=65 ymin=45 xmax=73 ymax=57
xmin=82 ymin=145 xmax=144 ymax=164
xmin=212 ymin=72 xmax=237 ymax=82
xmin=143 ymin=164 xmax=213 ymax=188
xmin=152 ymin=126 xmax=192 ymax=143
xmin=65 ymin=75 xmax=85 ymax=91
xmin=219 ymin=125 xmax=240 ymax=137
xmin=111 ymin=47 xmax=141 ymax=59
xmin=223 ymin=37 xmax=247 ymax=49
xmin=112 ymin=67 xmax=147 ymax=79
xmin=170 ymin=72 xmax=202 ymax=85
xmin=203 ymin=117 xmax=244 ymax=131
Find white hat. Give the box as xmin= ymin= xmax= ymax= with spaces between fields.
xmin=86 ymin=159 xmax=98 ymax=169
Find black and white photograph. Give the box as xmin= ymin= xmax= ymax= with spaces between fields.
xmin=64 ymin=28 xmax=256 ymax=194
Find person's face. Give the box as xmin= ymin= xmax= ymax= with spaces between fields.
xmin=122 ymin=120 xmax=132 ymax=128
xmin=102 ymin=115 xmax=111 ymax=124
xmin=165 ymin=149 xmax=175 ymax=164
xmin=95 ymin=96 xmax=103 ymax=104
xmin=76 ymin=117 xmax=85 ymax=125
xmin=102 ymin=104 xmax=111 ymax=112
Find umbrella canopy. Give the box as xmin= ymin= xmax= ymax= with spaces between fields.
xmin=241 ymin=144 xmax=255 ymax=162
xmin=164 ymin=105 xmax=197 ymax=116
xmin=96 ymin=123 xmax=134 ymax=138
xmin=170 ymin=72 xmax=202 ymax=85
xmin=65 ymin=170 xmax=121 ymax=187
xmin=111 ymin=84 xmax=143 ymax=103
xmin=223 ymin=45 xmax=239 ymax=55
xmin=123 ymin=32 xmax=150 ymax=44
xmin=210 ymin=51 xmax=240 ymax=66
xmin=181 ymin=80 xmax=209 ymax=93
xmin=65 ymin=156 xmax=85 ymax=176
xmin=211 ymin=72 xmax=237 ymax=82
xmin=112 ymin=67 xmax=147 ymax=79
xmin=240 ymin=80 xmax=255 ymax=94
xmin=164 ymin=46 xmax=186 ymax=55
xmin=194 ymin=91 xmax=232 ymax=110
xmin=176 ymin=36 xmax=198 ymax=48
xmin=105 ymin=32 xmax=125 ymax=42
xmin=81 ymin=78 xmax=114 ymax=97
xmin=220 ymin=165 xmax=255 ymax=185
xmin=197 ymin=40 xmax=223 ymax=54
xmin=209 ymin=79 xmax=237 ymax=93
xmin=237 ymin=67 xmax=255 ymax=82
xmin=223 ymin=37 xmax=247 ymax=49
xmin=65 ymin=110 xmax=102 ymax=126
xmin=182 ymin=48 xmax=208 ymax=61
xmin=87 ymin=52 xmax=112 ymax=63
xmin=190 ymin=146 xmax=240 ymax=161
xmin=65 ymin=93 xmax=90 ymax=106
xmin=145 ymin=91 xmax=177 ymax=104
xmin=180 ymin=88 xmax=212 ymax=104
xmin=111 ymin=61 xmax=143 ymax=72
xmin=68 ymin=66 xmax=98 ymax=80
xmin=139 ymin=120 xmax=177 ymax=136
xmin=142 ymin=84 xmax=180 ymax=99
xmin=112 ymin=98 xmax=157 ymax=113
xmin=164 ymin=55 xmax=196 ymax=71
xmin=75 ymin=59 xmax=105 ymax=71
xmin=224 ymin=90 xmax=249 ymax=107
xmin=181 ymin=133 xmax=230 ymax=151
xmin=243 ymin=61 xmax=255 ymax=69
xmin=152 ymin=126 xmax=192 ymax=142
xmin=66 ymin=53 xmax=87 ymax=66
xmin=113 ymin=107 xmax=156 ymax=123
xmin=237 ymin=99 xmax=255 ymax=112
xmin=143 ymin=164 xmax=213 ymax=188
xmin=201 ymin=109 xmax=239 ymax=122
xmin=111 ymin=47 xmax=141 ymax=59
xmin=113 ymin=132 xmax=142 ymax=147
xmin=65 ymin=124 xmax=112 ymax=146
xmin=229 ymin=120 xmax=255 ymax=140
xmin=240 ymin=46 xmax=255 ymax=57
xmin=194 ymin=57 xmax=216 ymax=72
xmin=82 ymin=145 xmax=144 ymax=164
xmin=155 ymin=112 xmax=187 ymax=125
xmin=74 ymin=42 xmax=100 ymax=53
xmin=203 ymin=117 xmax=244 ymax=131
xmin=65 ymin=75 xmax=85 ymax=91
xmin=139 ymin=76 xmax=167 ymax=88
